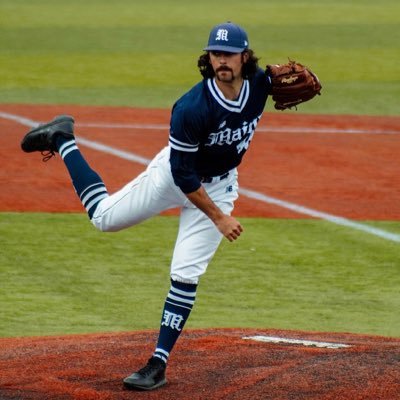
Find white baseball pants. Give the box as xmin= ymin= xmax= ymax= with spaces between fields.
xmin=91 ymin=146 xmax=239 ymax=284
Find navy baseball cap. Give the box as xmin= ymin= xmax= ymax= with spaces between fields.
xmin=204 ymin=22 xmax=249 ymax=53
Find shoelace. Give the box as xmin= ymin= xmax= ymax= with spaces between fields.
xmin=41 ymin=150 xmax=56 ymax=162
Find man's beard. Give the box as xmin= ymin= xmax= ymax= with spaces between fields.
xmin=215 ymin=67 xmax=234 ymax=82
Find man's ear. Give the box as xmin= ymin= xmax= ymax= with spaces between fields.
xmin=242 ymin=51 xmax=249 ymax=64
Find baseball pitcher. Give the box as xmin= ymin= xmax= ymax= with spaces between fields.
xmin=21 ymin=22 xmax=321 ymax=391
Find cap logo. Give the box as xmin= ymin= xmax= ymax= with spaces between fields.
xmin=215 ymin=29 xmax=229 ymax=42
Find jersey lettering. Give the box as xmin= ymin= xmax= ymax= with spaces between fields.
xmin=236 ymin=129 xmax=255 ymax=153
xmin=205 ymin=115 xmax=261 ymax=153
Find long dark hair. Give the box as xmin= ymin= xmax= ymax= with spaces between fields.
xmin=197 ymin=49 xmax=259 ymax=79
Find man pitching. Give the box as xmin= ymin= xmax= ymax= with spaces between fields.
xmin=21 ymin=22 xmax=320 ymax=391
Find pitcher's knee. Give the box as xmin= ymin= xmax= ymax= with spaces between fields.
xmin=90 ymin=213 xmax=123 ymax=232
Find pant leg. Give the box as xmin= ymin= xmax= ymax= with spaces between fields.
xmin=170 ymin=170 xmax=239 ymax=284
xmin=91 ymin=147 xmax=186 ymax=232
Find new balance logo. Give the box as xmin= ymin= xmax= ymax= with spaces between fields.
xmin=161 ymin=310 xmax=184 ymax=331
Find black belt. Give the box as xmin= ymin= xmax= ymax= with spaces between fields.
xmin=200 ymin=172 xmax=229 ymax=183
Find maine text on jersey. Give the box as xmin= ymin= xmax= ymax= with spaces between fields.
xmin=205 ymin=115 xmax=261 ymax=154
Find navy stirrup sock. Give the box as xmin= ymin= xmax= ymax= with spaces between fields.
xmin=56 ymin=136 xmax=108 ymax=219
xmin=153 ymin=279 xmax=197 ymax=364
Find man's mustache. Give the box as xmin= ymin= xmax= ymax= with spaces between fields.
xmin=216 ymin=66 xmax=233 ymax=73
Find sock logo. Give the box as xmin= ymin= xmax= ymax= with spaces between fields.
xmin=161 ymin=310 xmax=184 ymax=331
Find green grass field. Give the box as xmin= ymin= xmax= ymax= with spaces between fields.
xmin=1 ymin=0 xmax=399 ymax=114
xmin=1 ymin=213 xmax=399 ymax=338
xmin=1 ymin=1 xmax=399 ymax=339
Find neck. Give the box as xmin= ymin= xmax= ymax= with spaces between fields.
xmin=214 ymin=77 xmax=244 ymax=100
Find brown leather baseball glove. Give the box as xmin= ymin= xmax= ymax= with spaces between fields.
xmin=266 ymin=60 xmax=322 ymax=110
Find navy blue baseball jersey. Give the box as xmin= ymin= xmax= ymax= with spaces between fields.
xmin=169 ymin=67 xmax=272 ymax=193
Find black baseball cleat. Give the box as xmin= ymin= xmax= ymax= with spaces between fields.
xmin=21 ymin=115 xmax=75 ymax=159
xmin=123 ymin=357 xmax=167 ymax=391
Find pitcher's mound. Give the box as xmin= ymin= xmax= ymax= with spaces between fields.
xmin=0 ymin=328 xmax=399 ymax=400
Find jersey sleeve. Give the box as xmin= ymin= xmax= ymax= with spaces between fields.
xmin=252 ymin=67 xmax=273 ymax=94
xmin=169 ymin=101 xmax=204 ymax=194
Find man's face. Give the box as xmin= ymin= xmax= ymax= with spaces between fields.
xmin=209 ymin=51 xmax=248 ymax=83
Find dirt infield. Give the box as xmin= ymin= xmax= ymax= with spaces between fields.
xmin=1 ymin=328 xmax=399 ymax=400
xmin=1 ymin=104 xmax=400 ymax=220
xmin=1 ymin=104 xmax=399 ymax=399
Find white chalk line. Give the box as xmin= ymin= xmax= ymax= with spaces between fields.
xmin=75 ymin=121 xmax=400 ymax=135
xmin=239 ymin=188 xmax=400 ymax=243
xmin=2 ymin=110 xmax=399 ymax=243
xmin=2 ymin=112 xmax=398 ymax=134
xmin=243 ymin=335 xmax=351 ymax=349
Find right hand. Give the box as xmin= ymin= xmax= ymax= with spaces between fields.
xmin=185 ymin=185 xmax=243 ymax=242
xmin=214 ymin=214 xmax=243 ymax=242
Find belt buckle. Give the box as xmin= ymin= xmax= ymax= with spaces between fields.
xmin=201 ymin=172 xmax=229 ymax=184
xmin=219 ymin=172 xmax=229 ymax=181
